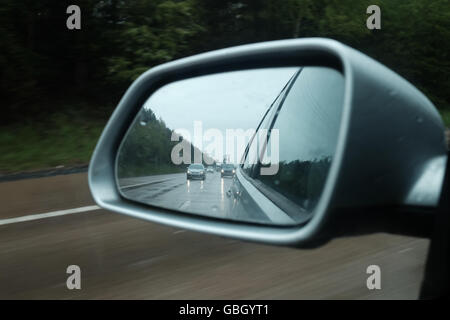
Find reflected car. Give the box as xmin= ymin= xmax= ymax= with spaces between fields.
xmin=207 ymin=166 xmax=214 ymax=173
xmin=221 ymin=164 xmax=235 ymax=178
xmin=187 ymin=163 xmax=206 ymax=180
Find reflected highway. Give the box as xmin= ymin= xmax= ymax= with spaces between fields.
xmin=0 ymin=172 xmax=429 ymax=299
xmin=120 ymin=172 xmax=234 ymax=219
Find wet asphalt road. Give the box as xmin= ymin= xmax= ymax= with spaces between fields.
xmin=120 ymin=172 xmax=234 ymax=220
xmin=0 ymin=172 xmax=429 ymax=299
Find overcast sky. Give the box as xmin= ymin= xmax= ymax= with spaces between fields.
xmin=143 ymin=67 xmax=299 ymax=163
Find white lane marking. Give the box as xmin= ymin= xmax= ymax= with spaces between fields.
xmin=179 ymin=200 xmax=191 ymax=211
xmin=398 ymin=247 xmax=413 ymax=254
xmin=0 ymin=205 xmax=101 ymax=226
xmin=128 ymin=255 xmax=167 ymax=268
xmin=120 ymin=178 xmax=171 ymax=189
xmin=173 ymin=230 xmax=186 ymax=234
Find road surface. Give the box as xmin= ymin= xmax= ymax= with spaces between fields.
xmin=120 ymin=172 xmax=235 ymax=220
xmin=0 ymin=172 xmax=430 ymax=299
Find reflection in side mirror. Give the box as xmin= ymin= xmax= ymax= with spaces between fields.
xmin=116 ymin=67 xmax=345 ymax=226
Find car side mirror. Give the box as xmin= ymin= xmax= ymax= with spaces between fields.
xmin=89 ymin=38 xmax=448 ymax=247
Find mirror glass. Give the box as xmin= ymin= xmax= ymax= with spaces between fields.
xmin=116 ymin=67 xmax=345 ymax=226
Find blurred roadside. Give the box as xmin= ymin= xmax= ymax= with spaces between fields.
xmin=1 ymin=1 xmax=449 ymax=176
xmin=1 ymin=127 xmax=449 ymax=180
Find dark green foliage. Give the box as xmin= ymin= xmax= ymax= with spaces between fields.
xmin=258 ymin=157 xmax=332 ymax=209
xmin=1 ymin=0 xmax=448 ymax=125
xmin=118 ymin=108 xmax=177 ymax=177
xmin=0 ymin=1 xmax=448 ymax=172
xmin=117 ymin=108 xmax=214 ymax=177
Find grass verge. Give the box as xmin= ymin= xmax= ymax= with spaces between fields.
xmin=1 ymin=108 xmax=449 ymax=175
xmin=0 ymin=114 xmax=105 ymax=174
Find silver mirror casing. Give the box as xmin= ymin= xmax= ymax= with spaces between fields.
xmin=89 ymin=38 xmax=447 ymax=247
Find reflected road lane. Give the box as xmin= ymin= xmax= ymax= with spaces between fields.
xmin=120 ymin=172 xmax=234 ymax=219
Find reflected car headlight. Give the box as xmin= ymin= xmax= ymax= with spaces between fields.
xmin=187 ymin=170 xmax=191 ymax=174
xmin=232 ymin=170 xmax=235 ymax=173
xmin=221 ymin=169 xmax=224 ymax=173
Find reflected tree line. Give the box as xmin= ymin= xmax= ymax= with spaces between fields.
xmin=118 ymin=108 xmax=214 ymax=177
xmin=258 ymin=157 xmax=332 ymax=209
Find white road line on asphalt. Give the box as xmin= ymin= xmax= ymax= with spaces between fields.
xmin=120 ymin=179 xmax=170 ymax=190
xmin=0 ymin=205 xmax=101 ymax=226
xmin=179 ymin=200 xmax=191 ymax=211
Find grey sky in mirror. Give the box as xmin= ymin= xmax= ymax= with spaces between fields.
xmin=144 ymin=68 xmax=298 ymax=162
xmin=267 ymin=67 xmax=344 ymax=162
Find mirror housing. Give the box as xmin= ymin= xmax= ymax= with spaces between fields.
xmin=89 ymin=38 xmax=448 ymax=247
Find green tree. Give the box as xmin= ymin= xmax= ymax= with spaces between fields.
xmin=106 ymin=0 xmax=203 ymax=85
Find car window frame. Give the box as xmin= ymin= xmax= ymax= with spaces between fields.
xmin=240 ymin=68 xmax=302 ymax=177
xmin=238 ymin=66 xmax=345 ymax=222
xmin=237 ymin=68 xmax=315 ymax=223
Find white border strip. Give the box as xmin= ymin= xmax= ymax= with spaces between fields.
xmin=235 ymin=169 xmax=295 ymax=224
xmin=0 ymin=205 xmax=101 ymax=226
